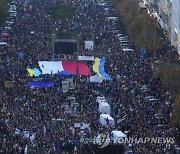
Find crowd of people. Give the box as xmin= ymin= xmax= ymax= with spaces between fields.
xmin=0 ymin=0 xmax=179 ymax=153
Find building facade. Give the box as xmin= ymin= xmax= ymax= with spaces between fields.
xmin=171 ymin=0 xmax=180 ymax=54
xmin=157 ymin=0 xmax=172 ymax=37
xmin=144 ymin=0 xmax=180 ymax=55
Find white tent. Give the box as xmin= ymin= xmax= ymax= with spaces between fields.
xmin=90 ymin=75 xmax=104 ymax=83
xmin=99 ymin=114 xmax=115 ymax=126
xmin=96 ymin=96 xmax=106 ymax=103
xmin=96 ymin=96 xmax=106 ymax=101
xmin=97 ymin=99 xmax=107 ymax=104
xmin=85 ymin=41 xmax=94 ymax=50
xmin=111 ymin=131 xmax=127 ymax=139
xmin=98 ymin=102 xmax=111 ymax=114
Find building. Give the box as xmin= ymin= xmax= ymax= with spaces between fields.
xmin=171 ymin=0 xmax=180 ymax=54
xmin=157 ymin=0 xmax=172 ymax=38
xmin=143 ymin=0 xmax=159 ymax=16
xmin=144 ymin=0 xmax=180 ymax=55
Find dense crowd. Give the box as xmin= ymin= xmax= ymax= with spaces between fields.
xmin=0 ymin=0 xmax=179 ymax=153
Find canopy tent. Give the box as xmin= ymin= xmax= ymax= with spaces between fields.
xmin=90 ymin=75 xmax=104 ymax=83
xmin=99 ymin=114 xmax=115 ymax=127
xmin=85 ymin=41 xmax=94 ymax=50
xmin=96 ymin=96 xmax=106 ymax=103
xmin=97 ymin=96 xmax=106 ymax=100
xmin=98 ymin=102 xmax=111 ymax=114
xmin=97 ymin=100 xmax=107 ymax=104
xmin=111 ymin=131 xmax=127 ymax=139
xmin=38 ymin=61 xmax=91 ymax=76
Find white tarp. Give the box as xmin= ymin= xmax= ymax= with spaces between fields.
xmin=85 ymin=41 xmax=94 ymax=50
xmin=78 ymin=56 xmax=94 ymax=61
xmin=98 ymin=102 xmax=111 ymax=114
xmin=111 ymin=131 xmax=127 ymax=139
xmin=90 ymin=75 xmax=104 ymax=83
xmin=38 ymin=61 xmax=63 ymax=74
xmin=99 ymin=114 xmax=115 ymax=126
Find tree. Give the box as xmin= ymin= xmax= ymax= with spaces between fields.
xmin=155 ymin=54 xmax=180 ymax=128
xmin=171 ymin=95 xmax=180 ymax=127
xmin=0 ymin=0 xmax=9 ymax=27
xmin=155 ymin=60 xmax=180 ymax=95
xmin=112 ymin=0 xmax=164 ymax=52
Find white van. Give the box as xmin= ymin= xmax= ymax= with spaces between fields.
xmin=121 ymin=44 xmax=130 ymax=48
xmin=122 ymin=48 xmax=134 ymax=52
xmin=5 ymin=21 xmax=13 ymax=25
xmin=0 ymin=42 xmax=8 ymax=47
xmin=120 ymin=41 xmax=130 ymax=45
xmin=9 ymin=5 xmax=16 ymax=11
xmin=107 ymin=17 xmax=118 ymax=21
xmin=9 ymin=10 xmax=17 ymax=17
xmin=4 ymin=26 xmax=12 ymax=30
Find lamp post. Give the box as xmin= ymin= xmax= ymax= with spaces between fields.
xmin=52 ymin=33 xmax=55 ymax=53
xmin=143 ymin=13 xmax=147 ymax=49
xmin=153 ymin=20 xmax=157 ymax=52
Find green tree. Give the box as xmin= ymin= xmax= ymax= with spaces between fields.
xmin=155 ymin=50 xmax=180 ymax=128
xmin=155 ymin=60 xmax=180 ymax=95
xmin=171 ymin=96 xmax=180 ymax=127
xmin=112 ymin=0 xmax=163 ymax=52
xmin=0 ymin=0 xmax=9 ymax=26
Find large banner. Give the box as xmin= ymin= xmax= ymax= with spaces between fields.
xmin=38 ymin=61 xmax=91 ymax=76
xmin=4 ymin=81 xmax=15 ymax=88
xmin=62 ymin=79 xmax=74 ymax=93
xmin=66 ymin=78 xmax=74 ymax=89
xmin=27 ymin=68 xmax=41 ymax=77
xmin=28 ymin=81 xmax=54 ymax=88
xmin=93 ymin=57 xmax=112 ymax=80
xmin=62 ymin=81 xmax=69 ymax=93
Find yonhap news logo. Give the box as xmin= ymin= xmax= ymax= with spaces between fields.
xmin=113 ymin=137 xmax=175 ymax=144
xmin=96 ymin=133 xmax=111 ymax=149
xmin=81 ymin=134 xmax=175 ymax=149
xmin=95 ymin=134 xmax=175 ymax=149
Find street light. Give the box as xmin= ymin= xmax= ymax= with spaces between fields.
xmin=153 ymin=20 xmax=157 ymax=52
xmin=143 ymin=13 xmax=147 ymax=49
xmin=52 ymin=33 xmax=55 ymax=53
